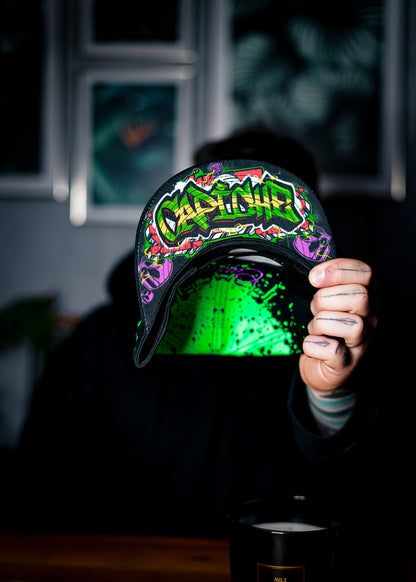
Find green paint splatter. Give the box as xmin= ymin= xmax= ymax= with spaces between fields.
xmin=135 ymin=320 xmax=142 ymax=341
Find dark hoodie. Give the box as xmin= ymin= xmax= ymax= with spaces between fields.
xmin=8 ymin=248 xmax=412 ymax=579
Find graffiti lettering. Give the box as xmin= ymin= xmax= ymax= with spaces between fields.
xmin=155 ymin=176 xmax=303 ymax=247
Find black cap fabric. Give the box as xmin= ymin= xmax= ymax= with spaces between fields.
xmin=134 ymin=159 xmax=336 ymax=368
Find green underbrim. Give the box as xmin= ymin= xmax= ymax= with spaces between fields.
xmin=157 ymin=260 xmax=308 ymax=357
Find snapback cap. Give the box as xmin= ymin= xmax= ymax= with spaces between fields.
xmin=134 ymin=159 xmax=336 ymax=368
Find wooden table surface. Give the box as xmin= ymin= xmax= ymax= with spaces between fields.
xmin=1 ymin=531 xmax=416 ymax=582
xmin=0 ymin=533 xmax=231 ymax=582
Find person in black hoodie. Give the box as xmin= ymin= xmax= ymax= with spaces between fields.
xmin=9 ymin=128 xmax=413 ymax=580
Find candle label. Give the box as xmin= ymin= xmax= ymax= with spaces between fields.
xmin=257 ymin=563 xmax=305 ymax=582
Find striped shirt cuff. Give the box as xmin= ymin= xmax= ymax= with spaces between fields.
xmin=306 ymin=385 xmax=357 ymax=436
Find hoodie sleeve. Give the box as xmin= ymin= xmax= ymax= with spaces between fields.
xmin=287 ymin=358 xmax=381 ymax=463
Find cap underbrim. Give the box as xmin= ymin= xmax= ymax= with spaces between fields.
xmin=156 ymin=257 xmax=313 ymax=357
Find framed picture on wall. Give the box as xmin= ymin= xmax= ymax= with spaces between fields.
xmin=70 ymin=66 xmax=195 ymax=225
xmin=229 ymin=0 xmax=406 ymax=201
xmin=0 ymin=0 xmax=67 ymax=200
xmin=76 ymin=0 xmax=197 ymax=64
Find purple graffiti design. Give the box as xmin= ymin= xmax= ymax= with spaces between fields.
xmin=293 ymin=226 xmax=331 ymax=263
xmin=219 ymin=265 xmax=264 ymax=286
xmin=138 ymin=255 xmax=174 ymax=304
xmin=207 ymin=161 xmax=223 ymax=176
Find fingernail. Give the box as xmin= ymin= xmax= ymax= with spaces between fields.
xmin=310 ymin=268 xmax=325 ymax=286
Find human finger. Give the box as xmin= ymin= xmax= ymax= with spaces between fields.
xmin=310 ymin=283 xmax=370 ymax=318
xmin=300 ymin=335 xmax=368 ymax=391
xmin=309 ymin=258 xmax=372 ymax=289
xmin=308 ymin=310 xmax=365 ymax=349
